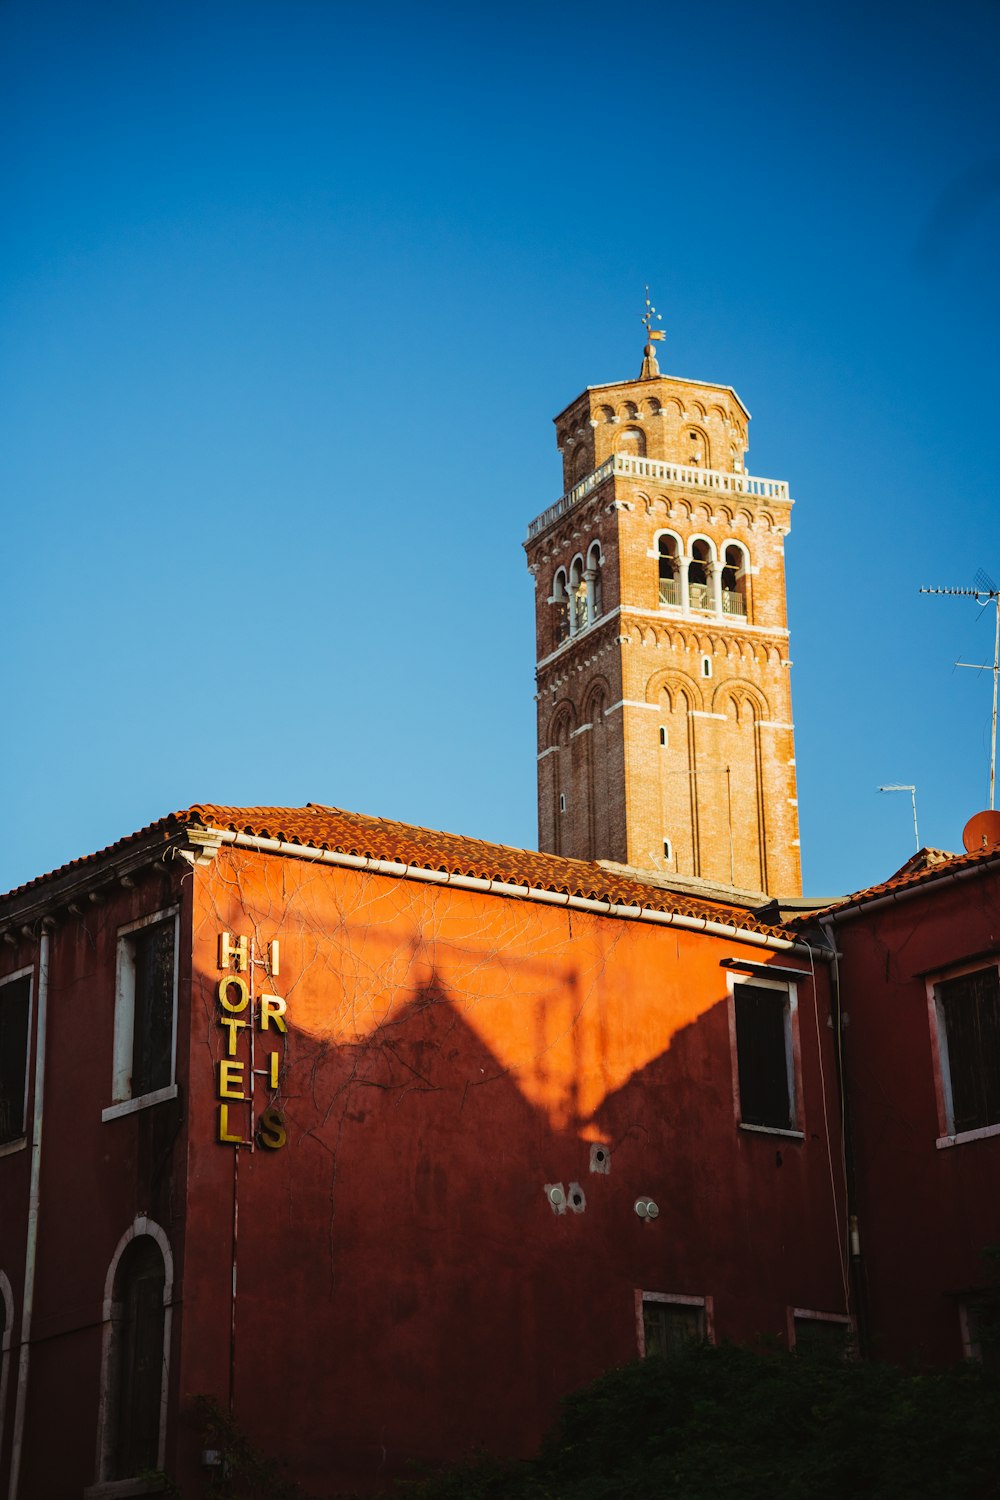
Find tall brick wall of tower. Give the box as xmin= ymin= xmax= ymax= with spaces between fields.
xmin=525 ymin=356 xmax=802 ymax=897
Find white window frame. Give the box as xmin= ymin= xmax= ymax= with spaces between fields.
xmin=0 ymin=966 xmax=34 ymax=1158
xmin=0 ymin=1270 xmax=13 ymax=1472
xmin=635 ymin=1290 xmax=714 ymax=1356
xmin=90 ymin=1217 xmax=174 ymax=1491
xmin=103 ymin=908 xmax=180 ymax=1122
xmin=726 ymin=972 xmax=804 ymax=1139
xmin=927 ymin=955 xmax=1000 ymax=1149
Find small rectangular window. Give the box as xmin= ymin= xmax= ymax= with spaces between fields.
xmin=659 ymin=726 xmax=667 ymax=747
xmin=792 ymin=1313 xmax=851 ymax=1357
xmin=662 ymin=839 xmax=672 ymax=860
xmin=960 ymin=1297 xmax=1000 ymax=1366
xmin=734 ymin=982 xmax=795 ymax=1131
xmin=935 ymin=966 xmax=1000 ymax=1135
xmin=559 ymin=793 xmax=567 ymax=813
xmin=640 ymin=1294 xmax=708 ymax=1356
xmin=0 ymin=972 xmax=31 ymax=1146
xmin=110 ymin=910 xmax=179 ymax=1110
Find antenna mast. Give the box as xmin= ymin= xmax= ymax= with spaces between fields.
xmin=878 ymin=785 xmax=920 ymax=852
xmin=920 ymin=574 xmax=1000 ymax=809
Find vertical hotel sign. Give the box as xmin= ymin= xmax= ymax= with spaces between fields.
xmin=216 ymin=932 xmax=287 ymax=1150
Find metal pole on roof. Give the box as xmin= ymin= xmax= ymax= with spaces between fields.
xmin=878 ymin=785 xmax=920 ymax=852
xmin=921 ymin=577 xmax=1000 ymax=811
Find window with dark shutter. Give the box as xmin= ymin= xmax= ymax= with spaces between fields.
xmin=130 ymin=921 xmax=175 ymax=1099
xmin=793 ymin=1315 xmax=851 ymax=1358
xmin=642 ymin=1299 xmax=705 ymax=1356
xmin=734 ymin=982 xmax=793 ymax=1130
xmin=0 ymin=976 xmax=31 ymax=1145
xmin=939 ymin=967 xmax=1000 ymax=1134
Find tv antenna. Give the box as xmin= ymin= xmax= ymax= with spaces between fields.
xmin=877 ymin=784 xmax=920 ymax=852
xmin=920 ymin=573 xmax=1000 ymax=809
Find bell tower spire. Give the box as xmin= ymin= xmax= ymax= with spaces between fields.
xmin=524 ymin=325 xmax=802 ymax=897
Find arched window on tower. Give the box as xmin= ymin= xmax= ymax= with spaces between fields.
xmin=552 ymin=569 xmax=570 ymax=647
xmin=569 ymin=557 xmax=588 ymax=634
xmin=105 ymin=1237 xmax=166 ymax=1481
xmin=586 ymin=542 xmax=603 ymax=623
xmin=616 ymin=426 xmax=646 ymax=458
xmin=688 ymin=540 xmax=713 ymax=611
xmin=686 ymin=427 xmax=710 ymax=467
xmin=721 ymin=544 xmax=748 ymax=619
xmin=658 ymin=536 xmax=681 ymax=606
xmin=570 ymin=445 xmax=590 ymax=486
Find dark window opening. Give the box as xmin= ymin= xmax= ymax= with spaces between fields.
xmin=0 ymin=976 xmax=30 ymax=1145
xmin=939 ymin=967 xmax=1000 ymax=1134
xmin=643 ymin=1299 xmax=704 ymax=1356
xmin=962 ymin=1296 xmax=1000 ymax=1367
xmin=734 ymin=982 xmax=793 ymax=1130
xmin=688 ymin=540 xmax=712 ymax=610
xmin=109 ymin=1238 xmax=166 ymax=1479
xmin=131 ymin=922 xmax=175 ymax=1099
xmin=658 ymin=536 xmax=680 ymax=606
xmin=793 ymin=1316 xmax=850 ymax=1358
xmin=721 ymin=544 xmax=748 ymax=618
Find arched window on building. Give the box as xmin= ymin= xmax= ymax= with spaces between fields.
xmin=688 ymin=540 xmax=713 ymax=611
xmin=569 ymin=557 xmax=588 ymax=634
xmin=586 ymin=542 xmax=603 ymax=623
xmin=658 ymin=536 xmax=681 ymax=606
xmin=570 ymin=445 xmax=590 ymax=486
xmin=104 ymin=1236 xmax=167 ymax=1481
xmin=721 ymin=544 xmax=748 ymax=618
xmin=685 ymin=427 xmax=710 ymax=467
xmin=0 ymin=1270 xmax=12 ymax=1469
xmin=552 ymin=569 xmax=570 ymax=647
xmin=616 ymin=426 xmax=646 ymax=458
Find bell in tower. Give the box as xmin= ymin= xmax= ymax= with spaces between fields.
xmin=524 ymin=302 xmax=801 ymax=897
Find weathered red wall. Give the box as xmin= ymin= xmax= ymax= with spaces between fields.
xmin=0 ymin=843 xmax=850 ymax=1497
xmin=0 ymin=864 xmax=192 ymax=1500
xmin=180 ymin=847 xmax=847 ymax=1493
xmin=835 ymin=868 xmax=1000 ymax=1366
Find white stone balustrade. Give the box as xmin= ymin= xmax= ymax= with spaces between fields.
xmin=526 ymin=454 xmax=791 ymax=541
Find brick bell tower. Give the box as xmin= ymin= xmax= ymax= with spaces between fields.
xmin=524 ymin=311 xmax=801 ymax=896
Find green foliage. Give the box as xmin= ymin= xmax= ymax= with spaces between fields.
xmin=193 ymin=1396 xmax=309 ymax=1500
xmin=392 ymin=1343 xmax=1000 ymax=1500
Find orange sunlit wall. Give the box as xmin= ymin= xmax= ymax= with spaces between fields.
xmin=173 ymin=846 xmax=847 ymax=1495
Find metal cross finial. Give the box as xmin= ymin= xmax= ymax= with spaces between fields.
xmin=641 ymin=286 xmax=664 ymax=344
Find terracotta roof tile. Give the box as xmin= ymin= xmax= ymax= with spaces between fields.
xmin=793 ymin=841 xmax=1000 ymax=924
xmin=1 ymin=803 xmax=795 ymax=941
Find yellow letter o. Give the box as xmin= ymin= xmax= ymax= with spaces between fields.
xmin=218 ymin=974 xmax=250 ymax=1013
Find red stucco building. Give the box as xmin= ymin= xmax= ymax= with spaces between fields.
xmin=0 ymin=804 xmax=851 ymax=1497
xmin=812 ymin=840 xmax=1000 ymax=1369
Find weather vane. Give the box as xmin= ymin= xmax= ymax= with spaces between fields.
xmin=639 ymin=286 xmax=665 ymax=379
xmin=641 ymin=286 xmax=664 ymax=344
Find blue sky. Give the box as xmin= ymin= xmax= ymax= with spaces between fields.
xmin=2 ymin=0 xmax=999 ymax=898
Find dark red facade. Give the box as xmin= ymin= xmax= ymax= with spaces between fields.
xmin=821 ymin=849 xmax=1000 ymax=1367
